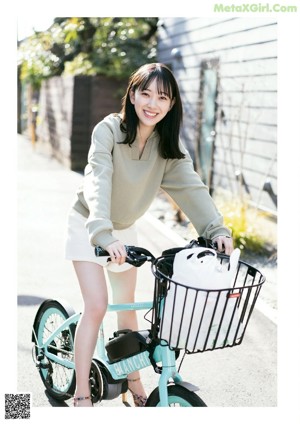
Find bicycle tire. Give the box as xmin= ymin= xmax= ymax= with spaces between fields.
xmin=146 ymin=384 xmax=207 ymax=407
xmin=33 ymin=299 xmax=77 ymax=401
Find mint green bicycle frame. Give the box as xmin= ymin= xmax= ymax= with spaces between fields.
xmin=34 ymin=300 xmax=184 ymax=407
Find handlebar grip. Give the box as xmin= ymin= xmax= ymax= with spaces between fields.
xmin=95 ymin=246 xmax=110 ymax=257
xmin=94 ymin=245 xmax=155 ymax=267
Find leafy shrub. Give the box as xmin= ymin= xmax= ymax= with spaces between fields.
xmin=217 ymin=198 xmax=273 ymax=255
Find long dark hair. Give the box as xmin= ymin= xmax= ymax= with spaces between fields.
xmin=120 ymin=63 xmax=184 ymax=159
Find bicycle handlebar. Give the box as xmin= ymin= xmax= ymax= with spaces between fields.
xmin=94 ymin=237 xmax=219 ymax=268
xmin=94 ymin=245 xmax=155 ymax=267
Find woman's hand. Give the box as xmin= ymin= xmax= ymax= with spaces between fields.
xmin=106 ymin=241 xmax=127 ymax=265
xmin=213 ymin=236 xmax=234 ymax=255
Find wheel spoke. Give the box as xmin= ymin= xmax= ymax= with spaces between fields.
xmin=34 ymin=302 xmax=76 ymax=400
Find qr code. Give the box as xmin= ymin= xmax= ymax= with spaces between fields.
xmin=5 ymin=393 xmax=31 ymax=419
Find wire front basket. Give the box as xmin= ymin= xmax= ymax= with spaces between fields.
xmin=150 ymin=253 xmax=266 ymax=354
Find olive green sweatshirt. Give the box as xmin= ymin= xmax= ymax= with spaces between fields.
xmin=72 ymin=113 xmax=231 ymax=249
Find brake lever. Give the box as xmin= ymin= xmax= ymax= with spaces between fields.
xmin=197 ymin=236 xmax=226 ymax=253
xmin=191 ymin=236 xmax=218 ymax=250
xmin=94 ymin=245 xmax=153 ymax=267
xmin=125 ymin=247 xmax=153 ymax=267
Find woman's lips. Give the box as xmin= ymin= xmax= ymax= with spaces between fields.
xmin=143 ymin=110 xmax=158 ymax=118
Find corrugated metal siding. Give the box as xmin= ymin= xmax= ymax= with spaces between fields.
xmin=157 ymin=17 xmax=277 ymax=214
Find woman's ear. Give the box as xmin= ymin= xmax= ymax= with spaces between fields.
xmin=129 ymin=89 xmax=135 ymax=105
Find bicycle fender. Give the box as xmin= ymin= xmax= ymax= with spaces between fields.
xmin=174 ymin=381 xmax=200 ymax=392
xmin=31 ymin=298 xmax=76 ymax=342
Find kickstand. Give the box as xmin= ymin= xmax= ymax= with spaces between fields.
xmin=122 ymin=393 xmax=131 ymax=407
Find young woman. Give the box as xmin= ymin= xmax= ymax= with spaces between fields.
xmin=65 ymin=63 xmax=233 ymax=407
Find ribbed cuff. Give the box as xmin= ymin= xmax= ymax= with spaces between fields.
xmin=208 ymin=227 xmax=232 ymax=240
xmin=92 ymin=231 xmax=118 ymax=250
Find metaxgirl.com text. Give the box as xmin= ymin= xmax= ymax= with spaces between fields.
xmin=214 ymin=3 xmax=297 ymax=12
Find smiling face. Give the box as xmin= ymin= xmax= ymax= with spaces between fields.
xmin=129 ymin=78 xmax=175 ymax=132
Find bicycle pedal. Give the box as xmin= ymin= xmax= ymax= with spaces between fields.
xmin=33 ymin=351 xmax=48 ymax=369
xmin=122 ymin=393 xmax=131 ymax=407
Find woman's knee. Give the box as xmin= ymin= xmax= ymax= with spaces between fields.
xmin=82 ymin=300 xmax=107 ymax=324
xmin=73 ymin=261 xmax=108 ymax=322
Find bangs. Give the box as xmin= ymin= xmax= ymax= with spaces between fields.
xmin=135 ymin=67 xmax=175 ymax=99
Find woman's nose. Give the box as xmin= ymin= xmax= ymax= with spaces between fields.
xmin=147 ymin=96 xmax=157 ymax=107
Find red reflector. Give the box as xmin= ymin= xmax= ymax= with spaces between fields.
xmin=227 ymin=293 xmax=241 ymax=298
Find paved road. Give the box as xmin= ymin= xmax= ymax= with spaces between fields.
xmin=17 ymin=135 xmax=276 ymax=408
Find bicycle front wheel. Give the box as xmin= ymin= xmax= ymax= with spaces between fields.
xmin=146 ymin=385 xmax=207 ymax=407
xmin=32 ymin=299 xmax=77 ymax=401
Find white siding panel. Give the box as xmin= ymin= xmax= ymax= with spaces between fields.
xmin=216 ymin=120 xmax=277 ymax=142
xmin=158 ymin=17 xmax=276 ymax=45
xmin=216 ymin=106 xmax=277 ymax=126
xmin=159 ymin=39 xmax=277 ymax=65
xmin=160 ymin=25 xmax=276 ymax=56
xmin=163 ymin=50 xmax=277 ymax=71
xmin=158 ymin=17 xmax=277 ymax=214
xmin=215 ymin=140 xmax=277 ymax=172
xmin=219 ymin=90 xmax=276 ymax=108
xmin=219 ymin=75 xmax=277 ymax=91
xmin=220 ymin=59 xmax=277 ymax=76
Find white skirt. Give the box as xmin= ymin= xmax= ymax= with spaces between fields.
xmin=64 ymin=209 xmax=138 ymax=273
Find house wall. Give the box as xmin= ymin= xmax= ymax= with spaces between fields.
xmin=157 ymin=17 xmax=277 ymax=214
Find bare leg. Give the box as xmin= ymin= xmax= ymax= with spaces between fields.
xmin=108 ymin=267 xmax=138 ymax=329
xmin=108 ymin=267 xmax=147 ymax=405
xmin=73 ymin=261 xmax=108 ymax=407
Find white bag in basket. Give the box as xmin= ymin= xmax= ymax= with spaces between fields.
xmin=160 ymin=247 xmax=242 ymax=350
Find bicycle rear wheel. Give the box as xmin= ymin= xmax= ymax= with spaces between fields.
xmin=146 ymin=385 xmax=207 ymax=407
xmin=32 ymin=299 xmax=77 ymax=401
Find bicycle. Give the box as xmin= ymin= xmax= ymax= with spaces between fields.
xmin=31 ymin=237 xmax=265 ymax=407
